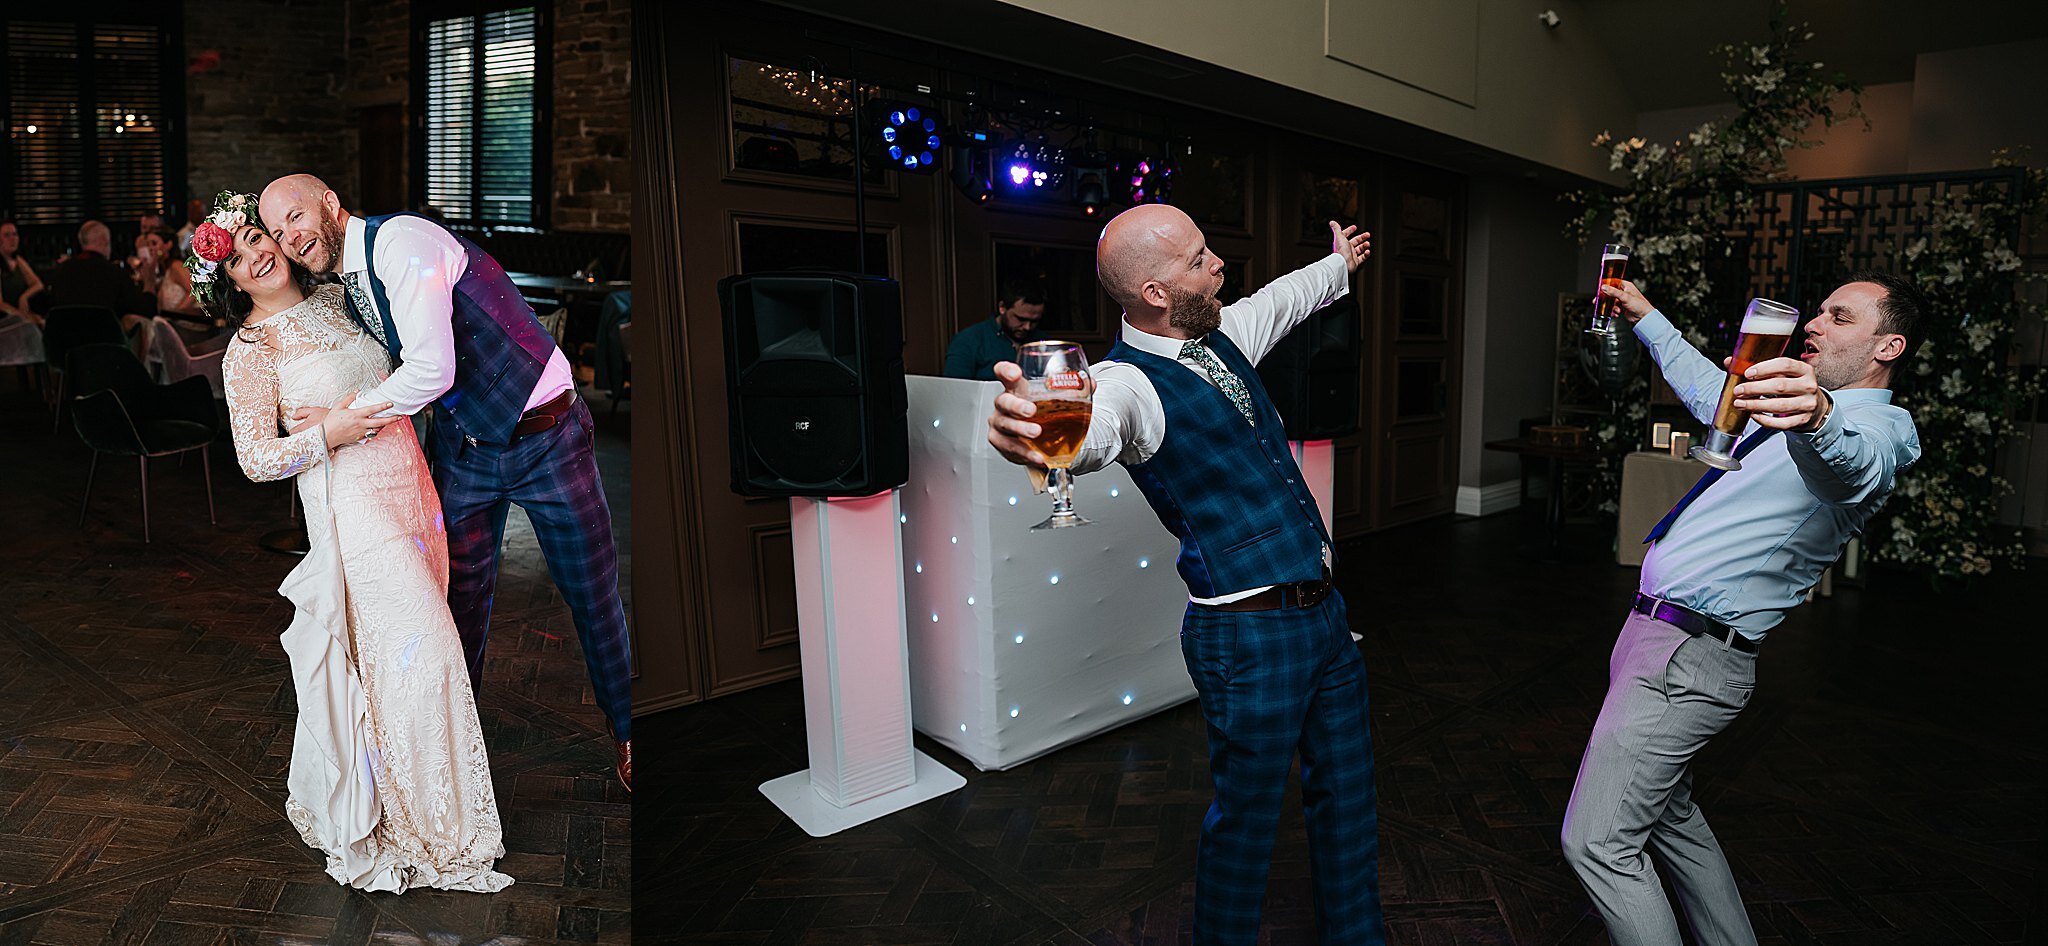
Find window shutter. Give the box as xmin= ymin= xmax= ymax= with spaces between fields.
xmin=6 ymin=21 xmax=85 ymax=225
xmin=424 ymin=6 xmax=538 ymax=226
xmin=92 ymin=24 xmax=166 ymax=222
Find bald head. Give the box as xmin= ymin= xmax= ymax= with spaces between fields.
xmin=260 ymin=173 xmax=349 ymax=275
xmin=1097 ymin=204 xmax=1196 ymax=311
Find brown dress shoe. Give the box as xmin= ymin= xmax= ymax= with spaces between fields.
xmin=616 ymin=739 xmax=632 ymax=792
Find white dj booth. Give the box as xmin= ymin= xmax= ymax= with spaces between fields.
xmin=898 ymin=376 xmax=1337 ymax=771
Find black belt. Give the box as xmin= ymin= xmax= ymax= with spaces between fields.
xmin=512 ymin=389 xmax=577 ymax=438
xmin=1200 ymin=576 xmax=1332 ymax=613
xmin=1632 ymin=593 xmax=1759 ymax=654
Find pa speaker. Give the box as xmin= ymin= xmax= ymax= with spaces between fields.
xmin=1256 ymin=299 xmax=1361 ymax=440
xmin=719 ymin=272 xmax=908 ymax=497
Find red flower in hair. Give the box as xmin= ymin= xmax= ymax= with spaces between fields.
xmin=192 ymin=222 xmax=234 ymax=263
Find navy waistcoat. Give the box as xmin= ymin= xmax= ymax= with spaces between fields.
xmin=358 ymin=212 xmax=555 ymax=444
xmin=1106 ymin=330 xmax=1332 ymax=597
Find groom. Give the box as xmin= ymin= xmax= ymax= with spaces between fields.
xmin=260 ymin=174 xmax=633 ymax=791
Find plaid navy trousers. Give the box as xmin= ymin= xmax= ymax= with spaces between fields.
xmin=432 ymin=397 xmax=634 ymax=742
xmin=1180 ymin=590 xmax=1386 ymax=945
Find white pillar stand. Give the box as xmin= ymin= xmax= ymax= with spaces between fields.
xmin=1291 ymin=439 xmax=1357 ymax=641
xmin=1289 ymin=439 xmax=1337 ymax=539
xmin=758 ymin=491 xmax=965 ymax=837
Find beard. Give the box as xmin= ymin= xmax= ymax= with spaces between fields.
xmin=1165 ymin=284 xmax=1222 ymax=337
xmin=302 ymin=207 xmax=347 ymax=275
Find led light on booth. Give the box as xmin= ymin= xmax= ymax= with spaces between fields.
xmin=1014 ymin=633 xmax=1025 ymax=644
xmin=1138 ymin=558 xmax=1149 ymax=568
xmin=1049 ymin=574 xmax=1060 ymax=584
xmin=950 ymin=535 xmax=958 ymax=544
xmin=900 ymin=514 xmax=908 ymax=524
xmin=1008 ymin=164 xmax=1031 ymax=186
xmin=1109 ymin=487 xmax=1119 ymax=497
xmin=931 ymin=612 xmax=939 ymax=623
xmin=960 ymin=723 xmax=968 ymax=732
xmin=932 ymin=417 xmax=942 ymax=427
xmin=966 ymin=596 xmax=975 ymax=605
xmin=1009 ymin=707 xmax=1020 ymax=718
xmin=915 ymin=561 xmax=924 ymax=573
xmin=1008 ymin=495 xmax=1018 ymax=505
xmin=1122 ymin=693 xmax=1134 ymax=705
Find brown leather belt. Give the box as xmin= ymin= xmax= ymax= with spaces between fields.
xmin=1200 ymin=576 xmax=1332 ymax=613
xmin=512 ymin=389 xmax=577 ymax=438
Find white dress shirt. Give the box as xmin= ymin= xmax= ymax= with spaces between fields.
xmin=342 ymin=214 xmax=573 ymax=417
xmin=1070 ymin=252 xmax=1351 ymax=603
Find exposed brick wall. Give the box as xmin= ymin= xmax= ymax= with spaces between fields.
xmin=184 ymin=0 xmax=352 ymax=208
xmin=550 ymin=0 xmax=632 ymax=232
xmin=186 ymin=0 xmax=628 ymax=233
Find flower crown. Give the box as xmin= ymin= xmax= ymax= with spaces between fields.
xmin=184 ymin=189 xmax=258 ymax=313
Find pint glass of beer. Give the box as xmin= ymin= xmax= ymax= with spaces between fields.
xmin=1588 ymin=244 xmax=1631 ymax=336
xmin=1689 ymin=298 xmax=1800 ymax=471
xmin=1018 ymin=340 xmax=1095 ymax=529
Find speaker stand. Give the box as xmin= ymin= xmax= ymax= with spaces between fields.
xmin=1289 ymin=439 xmax=1356 ymax=640
xmin=759 ymin=491 xmax=964 ymax=837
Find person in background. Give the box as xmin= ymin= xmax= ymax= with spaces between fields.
xmin=177 ymin=198 xmax=206 ymax=252
xmin=0 ymin=220 xmax=46 ymax=323
xmin=0 ymin=219 xmax=47 ymax=370
xmin=944 ymin=281 xmax=1045 ymax=381
xmin=148 ymin=226 xmax=228 ymax=354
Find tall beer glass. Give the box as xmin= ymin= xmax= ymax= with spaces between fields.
xmin=1018 ymin=340 xmax=1095 ymax=529
xmin=1588 ymin=244 xmax=1631 ymax=336
xmin=1689 ymin=298 xmax=1800 ymax=471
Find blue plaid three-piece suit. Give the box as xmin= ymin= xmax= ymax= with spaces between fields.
xmin=346 ymin=213 xmax=633 ymax=742
xmin=1108 ymin=331 xmax=1385 ymax=945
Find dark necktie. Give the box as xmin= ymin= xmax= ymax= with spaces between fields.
xmin=1643 ymin=426 xmax=1783 ymax=544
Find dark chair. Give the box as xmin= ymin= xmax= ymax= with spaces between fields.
xmin=594 ymin=289 xmax=631 ymax=416
xmin=67 ymin=343 xmax=219 ymax=543
xmin=42 ymin=304 xmax=125 ymax=433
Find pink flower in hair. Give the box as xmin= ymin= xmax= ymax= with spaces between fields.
xmin=191 ymin=222 xmax=234 ymax=263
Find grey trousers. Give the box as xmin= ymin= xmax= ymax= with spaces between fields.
xmin=1561 ymin=612 xmax=1759 ymax=946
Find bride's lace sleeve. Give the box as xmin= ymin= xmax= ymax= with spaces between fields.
xmin=221 ymin=338 xmax=328 ymax=483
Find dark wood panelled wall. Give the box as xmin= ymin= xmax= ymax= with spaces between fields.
xmin=631 ymin=2 xmax=1466 ymax=712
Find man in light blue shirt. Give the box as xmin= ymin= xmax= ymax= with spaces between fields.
xmin=1561 ymin=273 xmax=1924 ymax=946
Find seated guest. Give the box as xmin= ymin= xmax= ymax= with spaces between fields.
xmin=944 ymin=281 xmax=1045 ymax=381
xmin=176 ymin=198 xmax=205 ymax=252
xmin=47 ymin=219 xmax=157 ymax=353
xmin=0 ymin=219 xmax=46 ymax=324
xmin=0 ymin=219 xmax=46 ymax=369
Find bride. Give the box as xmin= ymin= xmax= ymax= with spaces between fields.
xmin=196 ymin=191 xmax=512 ymax=893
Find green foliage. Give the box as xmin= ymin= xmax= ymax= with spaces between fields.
xmin=1565 ymin=9 xmax=2044 ymax=580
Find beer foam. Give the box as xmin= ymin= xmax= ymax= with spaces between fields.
xmin=1739 ymin=303 xmax=1799 ymax=336
xmin=1601 ymin=252 xmax=1628 ymax=262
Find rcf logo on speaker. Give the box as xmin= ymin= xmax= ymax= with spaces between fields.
xmin=1047 ymin=372 xmax=1084 ymax=390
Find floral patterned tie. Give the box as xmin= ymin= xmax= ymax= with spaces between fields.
xmin=342 ymin=270 xmax=387 ymax=347
xmin=1181 ymin=339 xmax=1257 ymax=426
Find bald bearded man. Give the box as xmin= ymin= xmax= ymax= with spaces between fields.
xmin=257 ymin=174 xmax=634 ymax=792
xmin=988 ymin=205 xmax=1384 ymax=945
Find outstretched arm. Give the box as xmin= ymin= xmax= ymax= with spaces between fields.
xmin=986 ymin=360 xmax=1143 ymax=477
xmin=1730 ymin=355 xmax=1922 ymax=505
xmin=1228 ymin=221 xmax=1371 ymax=364
xmin=1604 ymin=280 xmax=1727 ymax=427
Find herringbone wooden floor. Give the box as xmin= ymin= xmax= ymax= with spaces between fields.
xmin=0 ymin=379 xmax=631 ymax=945
xmin=637 ymin=481 xmax=2044 ymax=944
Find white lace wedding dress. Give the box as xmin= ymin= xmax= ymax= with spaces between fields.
xmin=221 ymin=284 xmax=512 ymax=893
